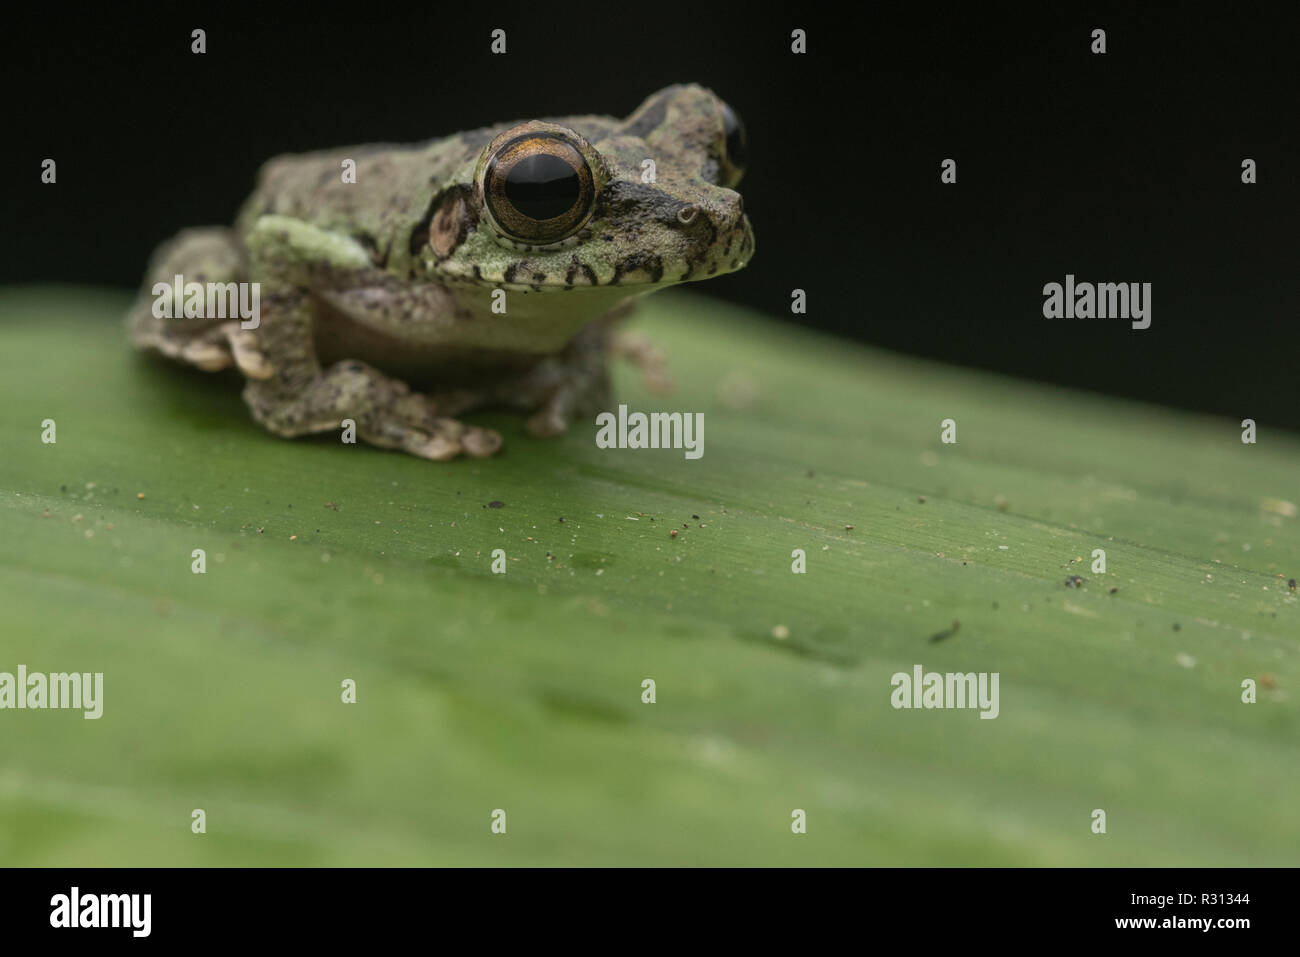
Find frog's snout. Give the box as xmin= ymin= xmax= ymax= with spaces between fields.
xmin=690 ymin=189 xmax=752 ymax=275
xmin=731 ymin=212 xmax=756 ymax=268
xmin=705 ymin=190 xmax=746 ymax=232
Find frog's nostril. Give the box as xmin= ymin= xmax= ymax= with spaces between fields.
xmin=676 ymin=204 xmax=699 ymax=225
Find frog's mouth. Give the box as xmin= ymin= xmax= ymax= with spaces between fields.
xmin=437 ymin=213 xmax=754 ymax=292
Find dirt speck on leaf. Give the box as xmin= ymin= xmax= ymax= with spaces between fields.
xmin=929 ymin=620 xmax=961 ymax=643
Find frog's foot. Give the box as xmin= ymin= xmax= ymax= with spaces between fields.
xmin=222 ymin=325 xmax=274 ymax=380
xmin=125 ymin=226 xmax=270 ymax=377
xmin=126 ymin=227 xmax=252 ymax=369
xmin=526 ymin=385 xmax=581 ymax=438
xmin=524 ymin=367 xmax=613 ymax=437
xmin=610 ymin=330 xmax=674 ymax=395
xmin=244 ymin=360 xmax=502 ymax=461
xmin=489 ymin=348 xmax=609 ymax=439
xmin=134 ymin=321 xmax=272 ymax=379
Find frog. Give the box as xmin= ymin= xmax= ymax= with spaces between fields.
xmin=126 ymin=84 xmax=753 ymax=460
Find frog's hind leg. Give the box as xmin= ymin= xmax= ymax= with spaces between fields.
xmin=126 ymin=227 xmax=271 ymax=378
xmin=245 ymin=357 xmax=503 ymax=460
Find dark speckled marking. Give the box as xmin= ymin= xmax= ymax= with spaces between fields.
xmin=599 ymin=181 xmax=683 ymax=228
xmin=612 ymin=252 xmax=664 ymax=285
xmin=410 ymin=197 xmax=439 ymax=258
xmin=566 ymin=256 xmax=598 ymax=286
xmin=503 ymin=262 xmax=523 ymax=284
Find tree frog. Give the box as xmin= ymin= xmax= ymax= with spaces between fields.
xmin=127 ymin=84 xmax=753 ymax=460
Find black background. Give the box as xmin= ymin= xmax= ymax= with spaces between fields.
xmin=5 ymin=3 xmax=1297 ymax=426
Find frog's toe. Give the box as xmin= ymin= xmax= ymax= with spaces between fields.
xmin=139 ymin=321 xmax=256 ymax=375
xmin=526 ymin=407 xmax=569 ymax=438
xmin=362 ymin=413 xmax=501 ymax=461
xmin=387 ymin=397 xmax=501 ymax=458
xmin=420 ymin=417 xmax=501 ymax=460
xmin=462 ymin=426 xmax=503 ymax=458
xmin=359 ymin=419 xmax=461 ymax=461
xmin=405 ymin=430 xmax=463 ymax=461
xmin=178 ymin=338 xmax=234 ymax=372
xmin=219 ymin=323 xmax=273 ymax=380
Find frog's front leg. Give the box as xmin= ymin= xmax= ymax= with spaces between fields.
xmin=240 ymin=216 xmax=502 ymax=460
xmin=610 ymin=328 xmax=674 ymax=396
xmin=474 ymin=317 xmax=613 ymax=438
xmin=507 ymin=306 xmax=678 ymax=435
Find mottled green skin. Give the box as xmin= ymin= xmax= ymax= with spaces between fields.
xmin=237 ymin=84 xmax=752 ymax=288
xmin=128 ymin=85 xmax=752 ymax=460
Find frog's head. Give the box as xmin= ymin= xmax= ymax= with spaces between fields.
xmin=425 ymin=85 xmax=753 ymax=292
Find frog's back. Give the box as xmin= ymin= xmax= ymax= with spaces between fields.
xmin=232 ymin=131 xmax=493 ymax=268
xmin=231 ymin=112 xmax=625 ymax=255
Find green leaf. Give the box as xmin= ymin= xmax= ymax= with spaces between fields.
xmin=0 ymin=286 xmax=1296 ymax=865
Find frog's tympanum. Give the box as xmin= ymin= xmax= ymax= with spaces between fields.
xmin=127 ymin=85 xmax=754 ymax=460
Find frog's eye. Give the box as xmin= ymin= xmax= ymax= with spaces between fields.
xmin=719 ymin=102 xmax=748 ymax=187
xmin=482 ymin=133 xmax=596 ymax=244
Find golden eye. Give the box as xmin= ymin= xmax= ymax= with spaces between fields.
xmin=483 ymin=133 xmax=595 ymax=244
